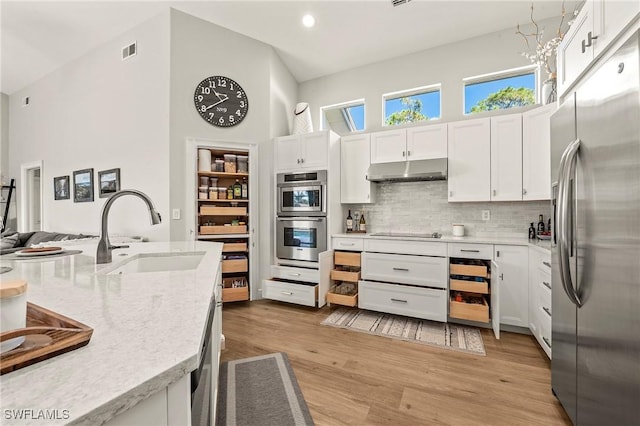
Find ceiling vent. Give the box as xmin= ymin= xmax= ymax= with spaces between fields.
xmin=391 ymin=0 xmax=412 ymax=6
xmin=121 ymin=42 xmax=137 ymax=61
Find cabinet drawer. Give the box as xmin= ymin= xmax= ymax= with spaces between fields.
xmin=365 ymin=239 xmax=446 ymax=256
xmin=222 ymin=286 xmax=249 ymax=302
xmin=331 ymin=269 xmax=361 ymax=282
xmin=222 ymin=258 xmax=248 ymax=273
xmin=335 ymin=251 xmax=361 ymax=267
xmin=262 ymin=279 xmax=317 ymax=307
xmin=327 ymin=285 xmax=358 ymax=307
xmin=362 ymin=252 xmax=447 ymax=289
xmin=222 ymin=242 xmax=248 ymax=252
xmin=537 ymin=310 xmax=552 ymax=359
xmin=448 ymin=243 xmax=493 ymax=260
xmin=449 ymin=263 xmax=489 ymax=278
xmin=538 ymin=273 xmax=552 ymax=316
xmin=333 ymin=237 xmax=364 ymax=251
xmin=538 ymin=253 xmax=552 ymax=272
xmin=358 ymin=280 xmax=447 ymax=322
xmin=270 ymin=265 xmax=319 ymax=284
xmin=450 ymin=278 xmax=489 ymax=294
xmin=449 ymin=296 xmax=489 ymax=323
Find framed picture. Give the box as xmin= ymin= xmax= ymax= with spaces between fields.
xmin=73 ymin=168 xmax=94 ymax=203
xmin=53 ymin=175 xmax=70 ymax=200
xmin=98 ymin=168 xmax=121 ymax=198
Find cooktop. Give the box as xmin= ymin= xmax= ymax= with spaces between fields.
xmin=370 ymin=232 xmax=442 ymax=239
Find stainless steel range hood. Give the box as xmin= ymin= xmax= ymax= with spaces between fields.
xmin=367 ymin=158 xmax=447 ymax=182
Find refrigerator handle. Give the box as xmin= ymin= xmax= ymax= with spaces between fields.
xmin=558 ymin=138 xmax=582 ymax=307
xmin=551 ymin=182 xmax=559 ymax=246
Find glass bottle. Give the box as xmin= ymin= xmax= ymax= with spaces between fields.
xmin=529 ymin=223 xmax=536 ymax=239
xmin=227 ymin=185 xmax=233 ymax=200
xmin=241 ymin=177 xmax=248 ymax=199
xmin=537 ymin=214 xmax=545 ymax=233
xmin=359 ymin=211 xmax=366 ymax=233
xmin=233 ymin=179 xmax=242 ymax=199
xmin=346 ymin=209 xmax=353 ymax=232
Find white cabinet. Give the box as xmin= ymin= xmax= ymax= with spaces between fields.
xmin=370 ymin=128 xmax=406 ymax=163
xmin=361 ymin=252 xmax=448 ymax=289
xmin=528 ymin=248 xmax=552 ymax=359
xmin=275 ymin=131 xmax=329 ymax=172
xmin=341 ymin=134 xmax=375 ymax=204
xmin=359 ymin=280 xmax=448 ymax=322
xmin=370 ymin=124 xmax=448 ymax=164
xmin=490 ymin=114 xmax=523 ymax=201
xmin=494 ymin=245 xmax=529 ymax=328
xmin=447 ymin=117 xmax=491 ymax=201
xmin=593 ymin=0 xmax=640 ymax=58
xmin=522 ymin=104 xmax=556 ymax=200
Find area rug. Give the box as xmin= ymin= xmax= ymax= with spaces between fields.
xmin=321 ymin=308 xmax=486 ymax=356
xmin=216 ymin=352 xmax=314 ymax=426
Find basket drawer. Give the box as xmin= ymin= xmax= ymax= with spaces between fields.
xmin=222 ymin=258 xmax=248 ymax=273
xmin=200 ymin=225 xmax=247 ymax=235
xmin=334 ymin=251 xmax=361 ymax=267
xmin=449 ymin=279 xmax=489 ymax=294
xmin=326 ymin=286 xmax=358 ymax=307
xmin=449 ymin=296 xmax=489 ymax=323
xmin=222 ymin=242 xmax=247 ymax=252
xmin=200 ymin=206 xmax=247 ymax=215
xmin=222 ymin=286 xmax=249 ymax=302
xmin=262 ymin=279 xmax=317 ymax=307
xmin=449 ymin=263 xmax=489 ymax=278
xmin=330 ymin=269 xmax=361 ymax=282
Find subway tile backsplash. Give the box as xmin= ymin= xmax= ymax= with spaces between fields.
xmin=344 ymin=181 xmax=550 ymax=238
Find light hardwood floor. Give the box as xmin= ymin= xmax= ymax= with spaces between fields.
xmin=220 ymin=300 xmax=571 ymax=426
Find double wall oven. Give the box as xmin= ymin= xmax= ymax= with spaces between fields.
xmin=276 ymin=170 xmax=327 ymax=262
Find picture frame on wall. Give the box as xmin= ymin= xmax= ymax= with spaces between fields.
xmin=73 ymin=168 xmax=94 ymax=202
xmin=53 ymin=175 xmax=70 ymax=200
xmin=98 ymin=168 xmax=121 ymax=198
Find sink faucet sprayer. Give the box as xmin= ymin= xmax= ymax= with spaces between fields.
xmin=96 ymin=189 xmax=162 ymax=264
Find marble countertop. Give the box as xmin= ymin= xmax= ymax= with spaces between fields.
xmin=333 ymin=233 xmax=551 ymax=252
xmin=0 ymin=240 xmax=222 ymax=426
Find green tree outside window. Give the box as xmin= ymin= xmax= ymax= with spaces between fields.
xmin=385 ymin=97 xmax=428 ymax=125
xmin=470 ymin=86 xmax=535 ymax=113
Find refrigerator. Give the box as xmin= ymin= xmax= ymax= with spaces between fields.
xmin=550 ymin=29 xmax=639 ymax=425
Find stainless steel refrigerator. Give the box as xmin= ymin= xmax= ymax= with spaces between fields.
xmin=550 ymin=29 xmax=640 ymax=425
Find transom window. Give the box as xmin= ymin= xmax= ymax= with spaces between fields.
xmin=383 ymin=84 xmax=441 ymax=126
xmin=464 ymin=66 xmax=537 ymax=114
xmin=321 ymin=100 xmax=365 ymax=135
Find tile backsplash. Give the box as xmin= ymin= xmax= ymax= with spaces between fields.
xmin=344 ymin=181 xmax=550 ymax=238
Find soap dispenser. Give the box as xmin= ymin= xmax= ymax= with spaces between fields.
xmin=528 ymin=223 xmax=536 ymax=240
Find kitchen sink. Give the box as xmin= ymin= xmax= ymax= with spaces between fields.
xmin=100 ymin=252 xmax=205 ymax=275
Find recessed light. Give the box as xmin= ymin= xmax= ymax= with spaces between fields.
xmin=302 ymin=14 xmax=315 ymax=28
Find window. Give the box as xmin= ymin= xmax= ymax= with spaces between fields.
xmin=464 ymin=66 xmax=537 ymax=114
xmin=383 ymin=85 xmax=441 ymax=126
xmin=321 ymin=100 xmax=365 ymax=135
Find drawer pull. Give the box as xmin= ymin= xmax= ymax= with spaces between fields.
xmin=543 ymin=306 xmax=552 ymax=317
xmin=342 ymin=243 xmax=355 ymax=246
xmin=281 ymin=291 xmax=293 ymax=296
xmin=392 ymin=267 xmax=409 ymax=272
xmin=288 ymin=273 xmax=301 ymax=277
xmin=543 ymin=337 xmax=552 ymax=348
xmin=543 ymin=281 xmax=552 ymax=290
xmin=390 ymin=298 xmax=408 ymax=303
xmin=460 ymin=249 xmax=480 ymax=253
xmin=542 ymin=261 xmax=551 ymax=268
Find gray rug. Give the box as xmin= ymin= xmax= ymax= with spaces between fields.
xmin=216 ymin=352 xmax=314 ymax=426
xmin=322 ymin=307 xmax=486 ymax=356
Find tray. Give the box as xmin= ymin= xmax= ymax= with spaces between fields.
xmin=0 ymin=302 xmax=93 ymax=375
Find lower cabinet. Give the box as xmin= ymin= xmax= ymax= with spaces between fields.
xmin=358 ymin=280 xmax=447 ymax=322
xmin=528 ymin=248 xmax=552 ymax=358
xmin=494 ymin=245 xmax=529 ymax=328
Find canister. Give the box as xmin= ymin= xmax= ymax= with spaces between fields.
xmin=224 ymin=154 xmax=237 ymax=173
xmin=198 ymin=186 xmax=209 ymax=200
xmin=1 ymin=279 xmax=28 ymax=353
xmin=198 ymin=149 xmax=212 ymax=172
xmin=452 ymin=224 xmax=465 ymax=237
xmin=214 ymin=159 xmax=225 ymax=172
xmin=237 ymin=155 xmax=248 ymax=173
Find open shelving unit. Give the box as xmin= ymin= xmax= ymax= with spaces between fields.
xmin=448 ymin=259 xmax=492 ymax=323
xmin=197 ymin=148 xmax=250 ymax=303
xmin=326 ymin=251 xmax=361 ymax=307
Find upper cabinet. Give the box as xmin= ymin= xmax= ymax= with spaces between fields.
xmin=558 ymin=0 xmax=640 ymax=97
xmin=447 ymin=117 xmax=491 ymax=202
xmin=275 ymin=131 xmax=329 ymax=172
xmin=522 ymin=104 xmax=556 ymax=200
xmin=490 ymin=114 xmax=523 ymax=201
xmin=341 ymin=134 xmax=375 ymax=204
xmin=370 ymin=124 xmax=448 ymax=164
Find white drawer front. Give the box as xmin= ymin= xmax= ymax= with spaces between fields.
xmin=538 ymin=253 xmax=552 ymax=272
xmin=538 ymin=271 xmax=552 ymax=316
xmin=262 ymin=279 xmax=317 ymax=307
xmin=537 ymin=309 xmax=552 ymax=359
xmin=332 ymin=237 xmax=364 ymax=252
xmin=364 ymin=238 xmax=447 ymax=257
xmin=270 ymin=265 xmax=319 ymax=284
xmin=361 ymin=252 xmax=447 ymax=288
xmin=448 ymin=243 xmax=493 ymax=260
xmin=358 ymin=280 xmax=447 ymax=322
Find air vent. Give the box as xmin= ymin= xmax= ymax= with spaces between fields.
xmin=121 ymin=42 xmax=137 ymax=61
xmin=392 ymin=0 xmax=412 ymax=6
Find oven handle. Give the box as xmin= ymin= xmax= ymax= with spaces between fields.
xmin=276 ymin=182 xmax=325 ymax=189
xmin=276 ymin=217 xmax=325 ymax=222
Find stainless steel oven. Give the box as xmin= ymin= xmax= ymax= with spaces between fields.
xmin=277 ymin=170 xmax=327 ymax=216
xmin=276 ymin=216 xmax=327 ymax=262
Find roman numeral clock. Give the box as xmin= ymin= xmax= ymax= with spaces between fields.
xmin=194 ymin=76 xmax=249 ymax=127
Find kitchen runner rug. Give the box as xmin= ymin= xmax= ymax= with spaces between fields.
xmin=216 ymin=352 xmax=315 ymax=426
xmin=321 ymin=308 xmax=486 ymax=356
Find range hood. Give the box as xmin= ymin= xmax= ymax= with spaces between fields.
xmin=367 ymin=158 xmax=447 ymax=182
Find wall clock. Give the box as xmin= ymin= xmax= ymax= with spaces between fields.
xmin=194 ymin=76 xmax=249 ymax=127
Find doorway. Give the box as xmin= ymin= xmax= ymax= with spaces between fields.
xmin=19 ymin=160 xmax=43 ymax=232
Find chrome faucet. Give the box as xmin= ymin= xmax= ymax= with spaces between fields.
xmin=96 ymin=189 xmax=162 ymax=264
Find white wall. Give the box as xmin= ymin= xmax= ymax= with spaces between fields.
xmin=299 ymin=16 xmax=563 ymax=132
xmin=8 ymin=11 xmax=171 ymax=239
xmin=1 ymin=93 xmax=9 ymax=179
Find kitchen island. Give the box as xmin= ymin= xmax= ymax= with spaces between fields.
xmin=0 ymin=240 xmax=222 ymax=426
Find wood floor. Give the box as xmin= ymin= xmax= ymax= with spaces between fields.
xmin=220 ymin=300 xmax=571 ymax=426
